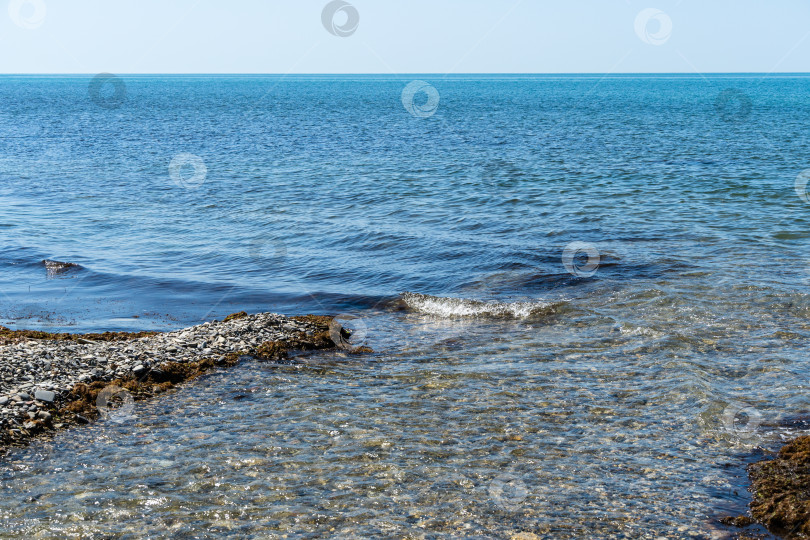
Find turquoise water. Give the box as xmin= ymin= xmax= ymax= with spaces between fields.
xmin=1 ymin=74 xmax=810 ymax=537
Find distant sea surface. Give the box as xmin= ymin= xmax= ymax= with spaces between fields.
xmin=1 ymin=74 xmax=809 ymax=537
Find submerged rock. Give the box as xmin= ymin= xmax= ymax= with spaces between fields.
xmin=748 ymin=435 xmax=810 ymax=537
xmin=41 ymin=260 xmax=82 ymax=277
xmin=42 ymin=259 xmax=81 ymax=270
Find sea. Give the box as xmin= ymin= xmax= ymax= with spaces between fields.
xmin=0 ymin=74 xmax=809 ymax=538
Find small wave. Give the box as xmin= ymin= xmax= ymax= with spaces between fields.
xmin=400 ymin=292 xmax=563 ymax=319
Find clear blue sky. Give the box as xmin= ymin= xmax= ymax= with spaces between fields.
xmin=2 ymin=0 xmax=809 ymax=74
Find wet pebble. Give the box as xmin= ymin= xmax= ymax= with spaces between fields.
xmin=34 ymin=390 xmax=55 ymax=403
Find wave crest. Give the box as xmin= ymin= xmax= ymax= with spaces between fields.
xmin=400 ymin=292 xmax=563 ymax=320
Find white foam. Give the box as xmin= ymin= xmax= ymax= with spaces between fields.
xmin=400 ymin=292 xmax=561 ymax=320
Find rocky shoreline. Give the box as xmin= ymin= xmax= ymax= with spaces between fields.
xmin=746 ymin=436 xmax=810 ymax=538
xmin=7 ymin=309 xmax=806 ymax=538
xmin=0 ymin=312 xmax=349 ymax=454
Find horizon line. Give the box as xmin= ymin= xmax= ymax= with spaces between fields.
xmin=1 ymin=72 xmax=810 ymax=76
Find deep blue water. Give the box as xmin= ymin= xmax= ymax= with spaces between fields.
xmin=1 ymin=74 xmax=808 ymax=331
xmin=1 ymin=75 xmax=810 ymax=537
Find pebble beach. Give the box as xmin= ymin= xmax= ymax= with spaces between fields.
xmin=0 ymin=312 xmax=340 ymax=452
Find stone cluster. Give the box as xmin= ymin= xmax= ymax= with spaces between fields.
xmin=0 ymin=312 xmax=335 ymax=450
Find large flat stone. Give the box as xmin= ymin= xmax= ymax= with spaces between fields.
xmin=34 ymin=390 xmax=55 ymax=402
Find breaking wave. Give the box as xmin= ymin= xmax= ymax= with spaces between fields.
xmin=400 ymin=292 xmax=565 ymax=320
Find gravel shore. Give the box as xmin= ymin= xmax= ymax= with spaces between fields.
xmin=0 ymin=312 xmax=341 ymax=453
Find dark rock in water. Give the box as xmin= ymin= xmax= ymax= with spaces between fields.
xmin=719 ymin=515 xmax=754 ymax=528
xmin=42 ymin=259 xmax=80 ymax=269
xmin=778 ymin=416 xmax=810 ymax=431
xmin=75 ymin=415 xmax=90 ymax=424
xmin=328 ymin=320 xmax=353 ymax=349
xmin=42 ymin=259 xmax=82 ymax=275
xmin=747 ymin=435 xmax=810 ymax=537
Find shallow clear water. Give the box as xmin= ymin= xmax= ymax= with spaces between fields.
xmin=1 ymin=74 xmax=810 ymax=537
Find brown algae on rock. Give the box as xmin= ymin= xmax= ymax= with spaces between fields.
xmin=0 ymin=326 xmax=156 ymax=346
xmin=747 ymin=435 xmax=810 ymax=537
xmin=254 ymin=341 xmax=289 ymax=362
xmin=53 ymin=354 xmax=243 ymax=428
